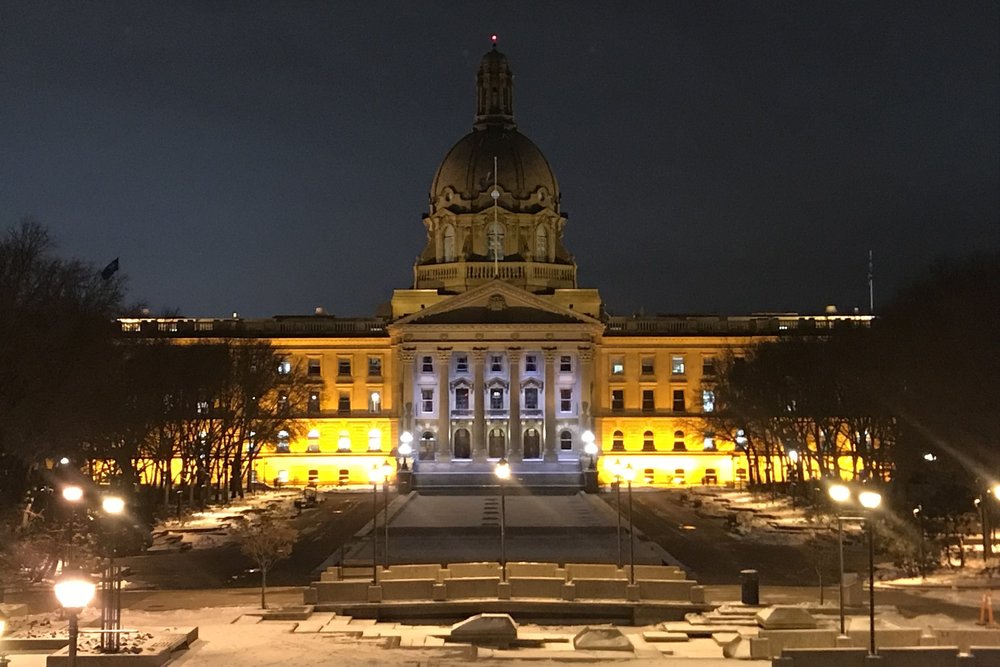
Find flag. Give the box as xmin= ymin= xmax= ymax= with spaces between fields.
xmin=100 ymin=258 xmax=119 ymax=280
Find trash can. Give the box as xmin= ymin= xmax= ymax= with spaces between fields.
xmin=740 ymin=569 xmax=759 ymax=605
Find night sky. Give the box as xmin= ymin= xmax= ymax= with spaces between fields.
xmin=2 ymin=1 xmax=997 ymax=318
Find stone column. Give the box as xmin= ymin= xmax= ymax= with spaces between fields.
xmin=436 ymin=349 xmax=451 ymax=461
xmin=578 ymin=346 xmax=594 ymax=432
xmin=543 ymin=348 xmax=558 ymax=462
xmin=472 ymin=348 xmax=487 ymax=462
xmin=507 ymin=348 xmax=522 ymax=462
xmin=399 ymin=347 xmax=415 ymax=439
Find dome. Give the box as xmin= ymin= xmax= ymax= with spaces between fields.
xmin=430 ymin=126 xmax=560 ymax=214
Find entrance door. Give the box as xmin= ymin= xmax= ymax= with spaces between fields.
xmin=453 ymin=428 xmax=471 ymax=459
xmin=523 ymin=428 xmax=541 ymax=459
xmin=419 ymin=431 xmax=436 ymax=461
xmin=488 ymin=428 xmax=506 ymax=459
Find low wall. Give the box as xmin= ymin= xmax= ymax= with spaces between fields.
xmin=444 ymin=577 xmax=501 ymax=599
xmin=314 ymin=580 xmax=370 ymax=603
xmin=774 ymin=647 xmax=867 ymax=666
xmin=632 ymin=565 xmax=685 ymax=581
xmin=572 ymin=578 xmax=629 ymax=600
xmin=380 ymin=564 xmax=444 ymax=582
xmin=565 ymin=563 xmax=625 ymax=580
xmin=507 ymin=562 xmax=564 ymax=578
xmin=758 ymin=628 xmax=840 ymax=656
xmin=933 ymin=628 xmax=1000 ymax=652
xmin=877 ymin=646 xmax=962 ymax=667
xmin=509 ymin=577 xmax=565 ymax=599
xmin=637 ymin=579 xmax=696 ymax=601
xmin=447 ymin=562 xmax=501 ymax=579
xmin=380 ymin=578 xmax=436 ymax=601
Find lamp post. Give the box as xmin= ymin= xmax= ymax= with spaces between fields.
xmin=611 ymin=459 xmax=624 ymax=568
xmin=55 ymin=572 xmax=96 ymax=667
xmin=976 ymin=496 xmax=989 ymax=563
xmin=494 ymin=459 xmax=511 ymax=582
xmin=381 ymin=460 xmax=392 ymax=568
xmin=828 ymin=483 xmax=851 ymax=636
xmin=582 ymin=430 xmax=597 ymax=469
xmin=913 ymin=505 xmax=925 ymax=579
xmin=398 ymin=431 xmax=413 ymax=471
xmin=368 ymin=465 xmax=385 ymax=584
xmin=622 ymin=463 xmax=637 ymax=584
xmin=858 ymin=489 xmax=883 ymax=656
xmin=100 ymin=495 xmax=125 ymax=653
xmin=61 ymin=485 xmax=84 ymax=569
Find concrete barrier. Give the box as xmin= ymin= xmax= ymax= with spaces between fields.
xmin=303 ymin=586 xmax=318 ymax=604
xmin=380 ymin=564 xmax=444 ymax=582
xmin=314 ymin=580 xmax=370 ymax=603
xmin=572 ymin=578 xmax=629 ymax=599
xmin=380 ymin=578 xmax=436 ymax=601
xmin=444 ymin=577 xmax=501 ymax=599
xmin=877 ymin=646 xmax=961 ymax=666
xmin=933 ymin=629 xmax=1000 ymax=652
xmin=776 ymin=647 xmax=867 ymax=666
xmin=637 ymin=579 xmax=696 ymax=601
xmin=845 ymin=628 xmax=923 ymax=650
xmin=320 ymin=570 xmax=340 ymax=582
xmin=969 ymin=646 xmax=1000 ymax=666
xmin=509 ymin=577 xmax=566 ymax=599
xmin=507 ymin=562 xmax=563 ymax=578
xmin=632 ymin=565 xmax=685 ymax=581
xmin=565 ymin=563 xmax=625 ymax=580
xmin=758 ymin=629 xmax=839 ymax=656
xmin=447 ymin=562 xmax=502 ymax=579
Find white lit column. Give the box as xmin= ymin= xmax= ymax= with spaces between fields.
xmin=472 ymin=349 xmax=487 ymax=462
xmin=543 ymin=348 xmax=557 ymax=462
xmin=579 ymin=346 xmax=594 ymax=431
xmin=437 ymin=350 xmax=451 ymax=461
xmin=508 ymin=348 xmax=522 ymax=462
xmin=399 ymin=347 xmax=415 ymax=438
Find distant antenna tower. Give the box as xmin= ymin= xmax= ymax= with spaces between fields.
xmin=491 ymin=155 xmax=500 ymax=277
xmin=867 ymin=250 xmax=875 ymax=314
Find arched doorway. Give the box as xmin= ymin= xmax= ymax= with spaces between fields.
xmin=453 ymin=428 xmax=471 ymax=459
xmin=523 ymin=428 xmax=541 ymax=459
xmin=419 ymin=431 xmax=436 ymax=461
xmin=488 ymin=428 xmax=506 ymax=459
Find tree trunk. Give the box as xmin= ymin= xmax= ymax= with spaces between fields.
xmin=260 ymin=566 xmax=267 ymax=609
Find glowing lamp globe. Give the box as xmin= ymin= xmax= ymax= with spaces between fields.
xmin=54 ymin=575 xmax=96 ymax=611
xmin=494 ymin=459 xmax=511 ymax=480
xmin=859 ymin=490 xmax=882 ymax=510
xmin=368 ymin=465 xmax=385 ymax=485
xmin=62 ymin=486 xmax=84 ymax=503
xmin=102 ymin=496 xmax=126 ymax=515
xmin=828 ymin=484 xmax=851 ymax=504
xmin=621 ymin=464 xmax=636 ymax=483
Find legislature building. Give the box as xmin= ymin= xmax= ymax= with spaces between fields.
xmin=118 ymin=44 xmax=868 ymax=490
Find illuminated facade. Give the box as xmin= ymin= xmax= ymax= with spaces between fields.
xmin=119 ymin=45 xmax=870 ymax=489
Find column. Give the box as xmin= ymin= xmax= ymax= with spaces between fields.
xmin=507 ymin=348 xmax=522 ymax=462
xmin=578 ymin=346 xmax=594 ymax=431
xmin=472 ymin=348 xmax=487 ymax=462
xmin=399 ymin=347 xmax=415 ymax=439
xmin=436 ymin=349 xmax=451 ymax=461
xmin=543 ymin=348 xmax=557 ymax=462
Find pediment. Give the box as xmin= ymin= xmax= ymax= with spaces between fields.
xmin=391 ymin=280 xmax=601 ymax=328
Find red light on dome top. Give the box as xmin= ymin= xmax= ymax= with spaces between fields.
xmin=491 ymin=34 xmax=498 ymax=43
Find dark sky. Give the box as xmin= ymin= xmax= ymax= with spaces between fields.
xmin=2 ymin=1 xmax=997 ymax=318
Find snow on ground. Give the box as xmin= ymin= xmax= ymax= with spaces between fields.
xmin=151 ymin=490 xmax=302 ymax=551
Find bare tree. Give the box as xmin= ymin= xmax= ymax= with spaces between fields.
xmin=234 ymin=511 xmax=297 ymax=609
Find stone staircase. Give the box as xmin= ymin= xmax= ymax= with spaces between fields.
xmin=412 ymin=460 xmax=584 ymax=491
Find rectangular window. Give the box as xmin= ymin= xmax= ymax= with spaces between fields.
xmin=421 ymin=388 xmax=434 ymax=413
xmin=307 ymin=358 xmax=321 ymax=377
xmin=337 ymin=358 xmax=351 ymax=377
xmin=611 ymin=356 xmax=624 ymax=375
xmin=276 ymin=432 xmax=290 ymax=453
xmin=369 ymin=391 xmax=381 ymax=413
xmin=308 ymin=391 xmax=321 ymax=415
xmin=421 ymin=355 xmax=434 ymax=373
xmin=456 ymin=355 xmax=469 ymax=373
xmin=196 ymin=400 xmax=209 ymax=416
xmin=524 ymin=387 xmax=539 ymax=410
xmin=490 ymin=387 xmax=504 ymax=410
xmin=702 ymin=390 xmax=715 ymax=413
xmin=455 ymin=387 xmax=469 ymax=410
xmin=611 ymin=389 xmax=624 ymax=412
xmin=703 ymin=434 xmax=716 ymax=450
xmin=641 ymin=389 xmax=655 ymax=412
xmin=559 ymin=355 xmax=572 ymax=372
xmin=367 ymin=356 xmax=382 ymax=377
xmin=277 ymin=359 xmax=292 ymax=375
xmin=337 ymin=392 xmax=351 ymax=414
xmin=490 ymin=354 xmax=503 ymax=372
xmin=525 ymin=354 xmax=537 ymax=373
xmin=641 ymin=356 xmax=655 ymax=376
xmin=671 ymin=355 xmax=686 ymax=375
xmin=702 ymin=356 xmax=716 ymax=376
xmin=560 ymin=388 xmax=572 ymax=412
xmin=672 ymin=389 xmax=685 ymax=412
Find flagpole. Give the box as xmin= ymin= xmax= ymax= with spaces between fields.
xmin=492 ymin=155 xmax=499 ymax=278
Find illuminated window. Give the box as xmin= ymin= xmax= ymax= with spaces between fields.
xmin=308 ymin=469 xmax=319 ymax=484
xmin=337 ymin=358 xmax=351 ymax=377
xmin=421 ymin=388 xmax=434 ymax=413
xmin=702 ymin=390 xmax=715 ymax=413
xmin=611 ymin=357 xmax=624 ymax=375
xmin=672 ymin=389 xmax=685 ymax=412
xmin=642 ymin=430 xmax=655 ymax=452
xmin=197 ymin=399 xmax=209 ymax=416
xmin=368 ymin=356 xmax=382 ymax=377
xmin=369 ymin=392 xmax=381 ymax=413
xmin=307 ymin=358 xmax=321 ymax=376
xmin=644 ymin=468 xmax=655 ymax=484
xmin=368 ymin=428 xmax=381 ymax=451
xmin=337 ymin=392 xmax=350 ymax=414
xmin=277 ymin=470 xmax=289 ymax=484
xmin=277 ymin=359 xmax=291 ymax=375
xmin=421 ymin=356 xmax=434 ymax=373
xmin=559 ymin=355 xmax=572 ymax=372
xmin=641 ymin=356 xmax=654 ymax=375
xmin=641 ymin=389 xmax=655 ymax=412
xmin=612 ymin=430 xmax=625 ymax=451
xmin=490 ymin=387 xmax=504 ymax=410
xmin=671 ymin=355 xmax=685 ymax=375
xmin=338 ymin=469 xmax=349 ymax=485
xmin=560 ymin=388 xmax=572 ymax=412
xmin=524 ymin=387 xmax=539 ymax=410
xmin=703 ymin=433 xmax=716 ymax=450
xmin=307 ymin=428 xmax=320 ymax=453
xmin=337 ymin=431 xmax=351 ymax=452
xmin=673 ymin=468 xmax=686 ymax=484
xmin=673 ymin=430 xmax=686 ymax=451
xmin=276 ymin=430 xmax=290 ymax=453
xmin=611 ymin=389 xmax=624 ymax=411
xmin=559 ymin=430 xmax=573 ymax=450
xmin=308 ymin=391 xmax=320 ymax=415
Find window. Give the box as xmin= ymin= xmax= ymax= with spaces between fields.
xmin=524 ymin=387 xmax=539 ymax=410
xmin=534 ymin=225 xmax=548 ymax=259
xmin=490 ymin=354 xmax=503 ymax=373
xmin=702 ymin=390 xmax=715 ymax=413
xmin=611 ymin=389 xmax=624 ymax=411
xmin=611 ymin=356 xmax=625 ymax=375
xmin=197 ymin=399 xmax=209 ymax=416
xmin=671 ymin=355 xmax=685 ymax=375
xmin=338 ymin=469 xmax=349 ymax=486
xmin=369 ymin=391 xmax=381 ymax=413
xmin=442 ymin=224 xmax=455 ymax=261
xmin=337 ymin=358 xmax=351 ymax=377
xmin=490 ymin=387 xmax=504 ymax=410
xmin=421 ymin=388 xmax=434 ymax=413
xmin=307 ymin=428 xmax=320 ymax=453
xmin=642 ymin=430 xmax=655 ymax=452
xmin=672 ymin=389 xmax=685 ymax=412
xmin=308 ymin=469 xmax=319 ymax=484
xmin=277 ymin=359 xmax=291 ymax=375
xmin=525 ymin=354 xmax=537 ymax=373
xmin=703 ymin=433 xmax=716 ymax=450
xmin=308 ymin=358 xmax=321 ymax=377
xmin=455 ymin=387 xmax=469 ymax=410
xmin=337 ymin=430 xmax=351 ymax=452
xmin=644 ymin=468 xmax=655 ymax=484
xmin=421 ymin=355 xmax=434 ymax=373
xmin=673 ymin=430 xmax=686 ymax=451
xmin=368 ymin=428 xmax=382 ymax=451
xmin=559 ymin=355 xmax=572 ymax=372
xmin=368 ymin=356 xmax=382 ymax=377
xmin=337 ymin=392 xmax=350 ymax=414
xmin=560 ymin=388 xmax=572 ymax=412
xmin=672 ymin=468 xmax=686 ymax=485
xmin=308 ymin=391 xmax=321 ymax=415
xmin=276 ymin=430 xmax=290 ymax=453
xmin=641 ymin=356 xmax=654 ymax=376
xmin=612 ymin=430 xmax=625 ymax=451
xmin=702 ymin=356 xmax=716 ymax=376
xmin=641 ymin=389 xmax=655 ymax=412
xmin=456 ymin=355 xmax=469 ymax=374
xmin=559 ymin=430 xmax=573 ymax=451
xmin=487 ymin=221 xmax=504 ymax=260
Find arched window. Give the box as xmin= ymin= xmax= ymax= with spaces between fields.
xmin=442 ymin=225 xmax=455 ymax=261
xmin=523 ymin=428 xmax=541 ymax=459
xmin=276 ymin=430 xmax=290 ymax=454
xmin=487 ymin=222 xmax=504 ymax=260
xmin=337 ymin=430 xmax=351 ymax=452
xmin=534 ymin=225 xmax=548 ymax=260
xmin=642 ymin=430 xmax=656 ymax=452
xmin=368 ymin=428 xmax=382 ymax=451
xmin=673 ymin=430 xmax=686 ymax=451
xmin=419 ymin=431 xmax=436 ymax=461
xmin=454 ymin=428 xmax=471 ymax=459
xmin=559 ymin=430 xmax=573 ymax=451
xmin=488 ymin=428 xmax=506 ymax=458
xmin=307 ymin=428 xmax=321 ymax=453
xmin=612 ymin=430 xmax=625 ymax=451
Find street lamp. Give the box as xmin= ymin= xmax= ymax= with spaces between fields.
xmin=61 ymin=485 xmax=84 ymax=569
xmin=381 ymin=460 xmax=393 ymax=568
xmin=858 ymin=489 xmax=883 ymax=655
xmin=398 ymin=431 xmax=413 ymax=471
xmin=55 ymin=572 xmax=96 ymax=667
xmin=913 ymin=505 xmax=925 ymax=579
xmin=0 ymin=608 xmax=8 ymax=667
xmin=367 ymin=464 xmax=386 ymax=584
xmin=611 ymin=459 xmax=624 ymax=568
xmin=100 ymin=495 xmax=125 ymax=653
xmin=621 ymin=463 xmax=637 ymax=585
xmin=582 ymin=430 xmax=597 ymax=470
xmin=494 ymin=458 xmax=511 ymax=582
